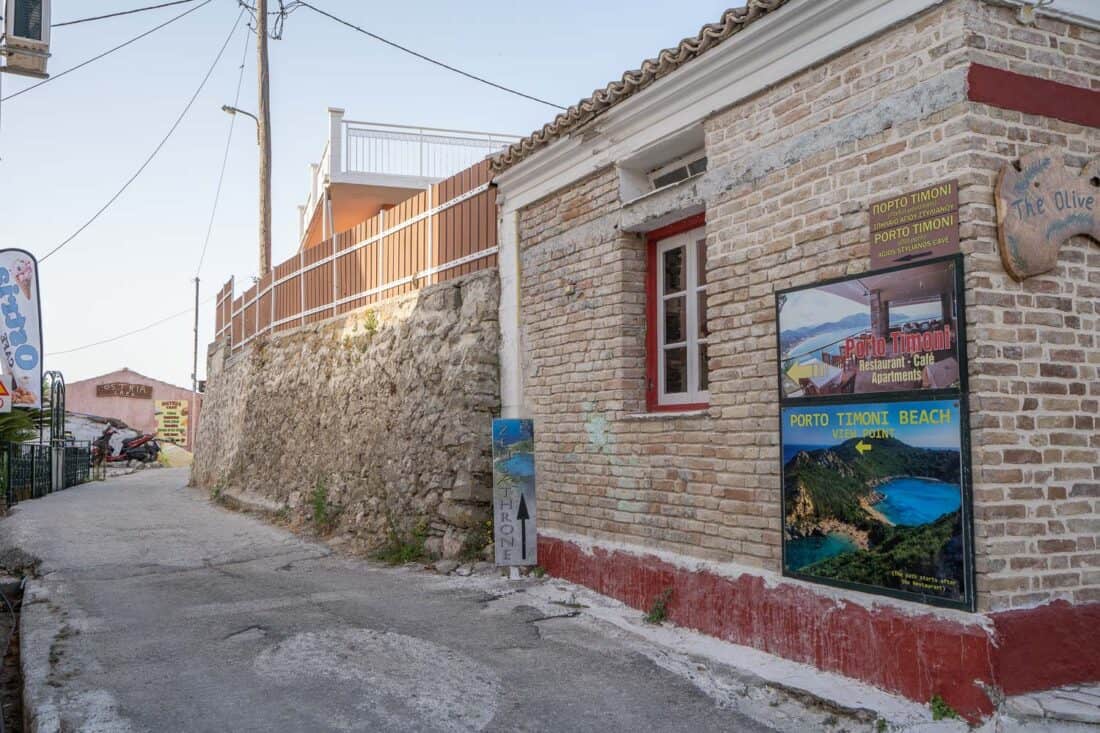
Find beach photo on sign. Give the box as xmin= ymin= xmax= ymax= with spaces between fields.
xmin=491 ymin=418 xmax=536 ymax=565
xmin=776 ymin=258 xmax=961 ymax=400
xmin=782 ymin=399 xmax=967 ymax=603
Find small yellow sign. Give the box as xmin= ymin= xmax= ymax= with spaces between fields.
xmin=155 ymin=400 xmax=189 ymax=447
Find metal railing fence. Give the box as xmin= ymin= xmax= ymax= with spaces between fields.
xmin=2 ymin=441 xmax=91 ymax=507
xmin=217 ymin=160 xmax=499 ymax=353
xmin=343 ymin=120 xmax=516 ymax=179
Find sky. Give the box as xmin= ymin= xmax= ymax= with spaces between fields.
xmin=1 ymin=0 xmax=743 ymax=388
xmin=2 ymin=0 xmax=1097 ymax=389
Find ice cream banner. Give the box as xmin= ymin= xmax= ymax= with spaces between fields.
xmin=0 ymin=250 xmax=42 ymax=409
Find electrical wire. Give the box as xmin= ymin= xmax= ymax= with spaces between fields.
xmin=52 ymin=0 xmax=200 ymax=28
xmin=38 ymin=8 xmax=248 ymax=264
xmin=294 ymin=1 xmax=566 ymax=110
xmin=46 ymin=296 xmax=216 ymax=356
xmin=1 ymin=0 xmax=214 ymax=102
xmin=196 ymin=29 xmax=251 ymax=277
xmin=237 ymin=0 xmax=299 ymax=40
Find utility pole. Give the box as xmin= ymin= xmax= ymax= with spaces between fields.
xmin=257 ymin=0 xmax=272 ymax=277
xmin=191 ymin=276 xmax=199 ymax=451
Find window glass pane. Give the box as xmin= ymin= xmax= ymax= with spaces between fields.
xmin=665 ymin=347 xmax=687 ymax=394
xmin=696 ymin=238 xmax=707 ymax=285
xmin=14 ymin=0 xmax=43 ymax=40
xmin=698 ymin=291 xmax=708 ymax=339
xmin=653 ymin=168 xmax=689 ymax=189
xmin=699 ymin=343 xmax=709 ymax=392
xmin=664 ymin=295 xmax=685 ymax=344
xmin=688 ymin=157 xmax=708 ymax=176
xmin=663 ymin=246 xmax=685 ymax=294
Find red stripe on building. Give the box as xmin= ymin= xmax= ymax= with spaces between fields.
xmin=538 ymin=534 xmax=1100 ymax=722
xmin=968 ymin=63 xmax=1100 ymax=128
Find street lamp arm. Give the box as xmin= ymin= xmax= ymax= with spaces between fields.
xmin=221 ymin=104 xmax=259 ymax=125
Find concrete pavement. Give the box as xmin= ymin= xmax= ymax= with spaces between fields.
xmin=1 ymin=468 xmax=773 ymax=733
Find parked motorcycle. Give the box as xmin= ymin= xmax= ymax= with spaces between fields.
xmin=92 ymin=427 xmax=161 ymax=464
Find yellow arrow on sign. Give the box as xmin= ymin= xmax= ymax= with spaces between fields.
xmin=855 ymin=440 xmax=872 ymax=455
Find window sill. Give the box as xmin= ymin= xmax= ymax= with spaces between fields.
xmin=625 ymin=408 xmax=710 ymax=421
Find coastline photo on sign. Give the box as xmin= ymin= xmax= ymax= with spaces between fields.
xmin=776 ymin=257 xmax=963 ymax=401
xmin=492 ymin=418 xmax=537 ymax=566
xmin=0 ymin=250 xmax=43 ymax=409
xmin=781 ymin=398 xmax=971 ymax=608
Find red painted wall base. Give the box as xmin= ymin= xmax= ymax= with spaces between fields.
xmin=538 ymin=535 xmax=1100 ymax=722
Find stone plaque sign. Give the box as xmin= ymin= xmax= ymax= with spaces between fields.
xmin=492 ymin=418 xmax=537 ymax=566
xmin=97 ymin=382 xmax=153 ymax=399
xmin=870 ymin=180 xmax=959 ymax=269
xmin=995 ymin=147 xmax=1099 ymax=280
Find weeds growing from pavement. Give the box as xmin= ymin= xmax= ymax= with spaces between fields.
xmin=310 ymin=479 xmax=339 ymax=534
xmin=930 ymin=695 xmax=959 ymax=721
xmin=374 ymin=514 xmax=428 ymax=565
xmin=644 ymin=589 xmax=673 ymax=625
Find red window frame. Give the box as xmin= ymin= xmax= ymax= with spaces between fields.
xmin=645 ymin=213 xmax=708 ymax=412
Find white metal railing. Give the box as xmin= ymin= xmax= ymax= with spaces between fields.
xmin=297 ymin=108 xmax=519 ymax=242
xmin=342 ymin=120 xmax=517 ymax=179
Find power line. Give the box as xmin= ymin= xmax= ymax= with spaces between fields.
xmin=237 ymin=0 xmax=299 ymax=40
xmin=52 ymin=0 xmax=200 ymax=28
xmin=2 ymin=0 xmax=214 ymax=103
xmin=47 ymin=296 xmax=216 ymax=356
xmin=196 ymin=29 xmax=252 ymax=277
xmin=39 ymin=8 xmax=248 ymax=264
xmin=294 ymin=1 xmax=566 ymax=110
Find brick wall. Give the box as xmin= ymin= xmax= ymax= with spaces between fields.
xmin=517 ymin=0 xmax=1098 ymax=613
xmin=958 ymin=1 xmax=1099 ymax=611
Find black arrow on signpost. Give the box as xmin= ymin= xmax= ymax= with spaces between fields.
xmin=516 ymin=493 xmax=530 ymax=560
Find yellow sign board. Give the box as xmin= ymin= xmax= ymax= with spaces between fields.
xmin=155 ymin=400 xmax=189 ymax=447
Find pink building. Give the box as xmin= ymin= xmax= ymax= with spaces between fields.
xmin=66 ymin=368 xmax=203 ymax=449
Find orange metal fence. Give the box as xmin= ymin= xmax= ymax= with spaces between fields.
xmin=214 ymin=161 xmax=498 ymax=352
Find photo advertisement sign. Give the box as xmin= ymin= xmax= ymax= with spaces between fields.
xmin=777 ymin=256 xmax=965 ymax=402
xmin=775 ymin=256 xmax=974 ymax=610
xmin=0 ymin=250 xmax=43 ymax=409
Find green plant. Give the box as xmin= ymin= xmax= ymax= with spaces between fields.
xmin=530 ymin=566 xmax=546 ymax=579
xmin=373 ymin=515 xmax=428 ymax=565
xmin=210 ymin=478 xmax=227 ymax=504
xmin=311 ymin=480 xmax=338 ymax=534
xmin=362 ymin=309 xmax=379 ymax=335
xmin=930 ymin=695 xmax=959 ymax=721
xmin=644 ymin=588 xmax=673 ymax=625
xmin=459 ymin=518 xmax=494 ymax=561
xmin=0 ymin=408 xmax=41 ymax=444
xmin=875 ymin=718 xmax=888 ymax=733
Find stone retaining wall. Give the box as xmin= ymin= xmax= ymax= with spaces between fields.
xmin=194 ymin=270 xmax=500 ymax=559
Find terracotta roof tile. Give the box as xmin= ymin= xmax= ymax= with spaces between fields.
xmin=493 ymin=0 xmax=789 ymax=172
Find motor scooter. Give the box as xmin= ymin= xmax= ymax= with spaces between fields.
xmin=92 ymin=427 xmax=161 ymax=464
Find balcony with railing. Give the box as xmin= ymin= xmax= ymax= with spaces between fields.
xmin=298 ymin=108 xmax=519 ymax=248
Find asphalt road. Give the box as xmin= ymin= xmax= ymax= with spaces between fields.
xmin=0 ymin=468 xmax=767 ymax=732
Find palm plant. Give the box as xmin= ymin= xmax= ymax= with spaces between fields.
xmin=0 ymin=409 xmax=42 ymax=444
